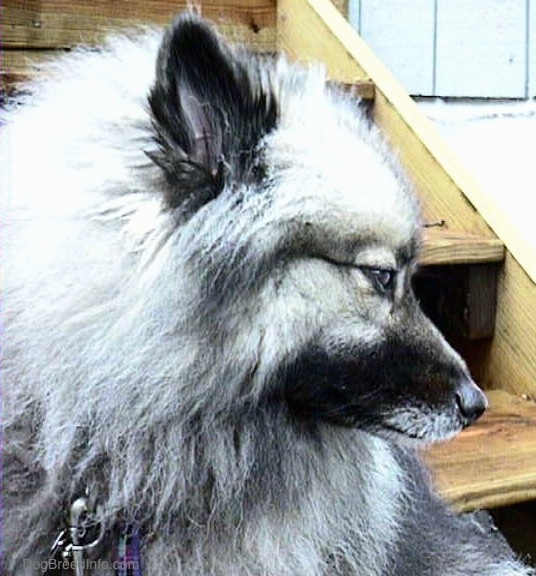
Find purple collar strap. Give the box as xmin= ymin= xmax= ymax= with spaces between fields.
xmin=115 ymin=524 xmax=142 ymax=576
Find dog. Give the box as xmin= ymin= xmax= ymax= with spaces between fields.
xmin=2 ymin=11 xmax=533 ymax=576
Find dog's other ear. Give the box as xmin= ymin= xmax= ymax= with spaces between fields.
xmin=148 ymin=13 xmax=278 ymax=210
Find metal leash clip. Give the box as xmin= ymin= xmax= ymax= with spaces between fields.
xmin=48 ymin=495 xmax=104 ymax=576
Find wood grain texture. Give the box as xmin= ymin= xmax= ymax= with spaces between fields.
xmin=329 ymin=79 xmax=375 ymax=101
xmin=1 ymin=49 xmax=60 ymax=91
xmin=1 ymin=1 xmax=277 ymax=91
xmin=480 ymin=253 xmax=536 ymax=397
xmin=424 ymin=390 xmax=536 ymax=511
xmin=277 ymin=0 xmax=367 ymax=81
xmin=421 ymin=229 xmax=505 ymax=266
xmin=1 ymin=0 xmax=277 ymax=51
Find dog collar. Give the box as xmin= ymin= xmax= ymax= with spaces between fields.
xmin=48 ymin=496 xmax=141 ymax=576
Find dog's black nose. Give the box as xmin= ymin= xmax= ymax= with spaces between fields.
xmin=455 ymin=379 xmax=488 ymax=426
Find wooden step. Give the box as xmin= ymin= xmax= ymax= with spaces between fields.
xmin=421 ymin=228 xmax=505 ymax=266
xmin=331 ymin=79 xmax=376 ymax=101
xmin=424 ymin=390 xmax=536 ymax=512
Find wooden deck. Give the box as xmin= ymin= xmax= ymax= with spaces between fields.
xmin=425 ymin=390 xmax=536 ymax=511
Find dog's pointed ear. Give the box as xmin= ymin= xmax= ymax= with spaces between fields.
xmin=148 ymin=14 xmax=278 ymax=210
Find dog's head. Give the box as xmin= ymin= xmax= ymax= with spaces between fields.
xmin=148 ymin=14 xmax=487 ymax=445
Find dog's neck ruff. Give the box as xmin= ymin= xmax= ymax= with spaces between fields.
xmin=48 ymin=496 xmax=141 ymax=576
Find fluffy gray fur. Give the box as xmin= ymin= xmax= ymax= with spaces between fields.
xmin=2 ymin=12 xmax=533 ymax=576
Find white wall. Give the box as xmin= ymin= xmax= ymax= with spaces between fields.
xmin=359 ymin=0 xmax=435 ymax=95
xmin=530 ymin=1 xmax=536 ymax=95
xmin=349 ymin=0 xmax=535 ymax=98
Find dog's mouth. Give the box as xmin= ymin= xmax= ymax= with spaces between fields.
xmin=288 ymin=401 xmax=468 ymax=445
xmin=371 ymin=380 xmax=488 ymax=445
xmin=376 ymin=399 xmax=486 ymax=446
xmin=285 ymin=393 xmax=483 ymax=445
xmin=377 ymin=420 xmax=463 ymax=446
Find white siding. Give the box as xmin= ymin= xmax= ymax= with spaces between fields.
xmin=360 ymin=0 xmax=435 ymax=95
xmin=436 ymin=0 xmax=526 ymax=98
xmin=349 ymin=0 xmax=533 ymax=98
xmin=530 ymin=1 xmax=536 ymax=96
xmin=348 ymin=0 xmax=362 ymax=32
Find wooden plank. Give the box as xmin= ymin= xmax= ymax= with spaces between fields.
xmin=463 ymin=265 xmax=499 ymax=340
xmin=1 ymin=49 xmax=60 ymax=92
xmin=1 ymin=53 xmax=375 ymax=105
xmin=424 ymin=390 xmax=536 ymax=511
xmin=478 ymin=253 xmax=536 ymax=397
xmin=277 ymin=0 xmax=366 ymax=82
xmin=331 ymin=0 xmax=348 ymax=16
xmin=329 ymin=79 xmax=375 ymax=101
xmin=420 ymin=229 xmax=505 ymax=266
xmin=1 ymin=1 xmax=277 ymax=51
xmin=2 ymin=57 xmax=374 ymax=105
xmin=418 ymin=230 xmax=505 ymax=340
xmin=2 ymin=65 xmax=375 ymax=105
xmin=436 ymin=0 xmax=526 ymax=98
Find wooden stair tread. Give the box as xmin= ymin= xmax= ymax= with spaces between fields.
xmin=424 ymin=390 xmax=536 ymax=511
xmin=332 ymin=79 xmax=376 ymax=100
xmin=420 ymin=228 xmax=505 ymax=266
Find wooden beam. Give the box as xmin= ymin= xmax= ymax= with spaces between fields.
xmin=1 ymin=52 xmax=375 ymax=106
xmin=330 ymin=0 xmax=348 ymax=17
xmin=1 ymin=1 xmax=277 ymax=51
xmin=478 ymin=253 xmax=536 ymax=396
xmin=1 ymin=49 xmax=59 ymax=92
xmin=328 ymin=79 xmax=375 ymax=101
xmin=424 ymin=390 xmax=536 ymax=511
xmin=1 ymin=1 xmax=277 ymax=92
xmin=421 ymin=229 xmax=505 ymax=266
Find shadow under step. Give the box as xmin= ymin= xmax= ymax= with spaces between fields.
xmin=417 ymin=229 xmax=505 ymax=340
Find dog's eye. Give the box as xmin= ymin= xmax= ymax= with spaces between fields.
xmin=362 ymin=268 xmax=397 ymax=293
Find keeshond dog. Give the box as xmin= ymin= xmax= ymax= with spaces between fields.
xmin=2 ymin=12 xmax=533 ymax=576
